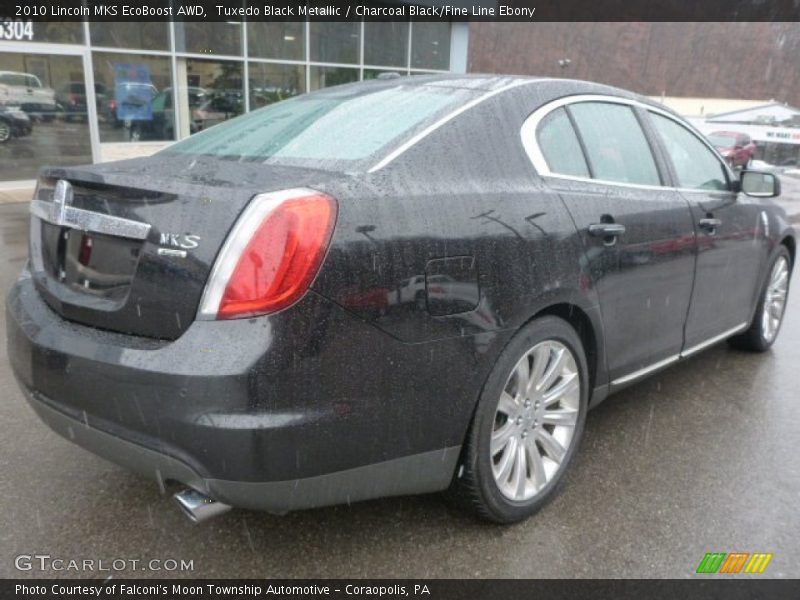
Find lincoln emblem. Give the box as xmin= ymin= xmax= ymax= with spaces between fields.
xmin=52 ymin=180 xmax=73 ymax=225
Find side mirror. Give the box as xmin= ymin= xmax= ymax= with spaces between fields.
xmin=740 ymin=170 xmax=781 ymax=198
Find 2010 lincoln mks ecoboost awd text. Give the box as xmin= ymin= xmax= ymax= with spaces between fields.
xmin=6 ymin=76 xmax=795 ymax=523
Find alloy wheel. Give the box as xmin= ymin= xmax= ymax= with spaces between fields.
xmin=762 ymin=256 xmax=789 ymax=343
xmin=491 ymin=340 xmax=580 ymax=501
xmin=0 ymin=122 xmax=10 ymax=143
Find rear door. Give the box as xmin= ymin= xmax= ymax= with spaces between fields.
xmin=646 ymin=111 xmax=766 ymax=350
xmin=523 ymin=99 xmax=697 ymax=384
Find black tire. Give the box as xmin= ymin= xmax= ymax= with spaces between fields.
xmin=451 ymin=315 xmax=589 ymax=524
xmin=729 ymin=246 xmax=792 ymax=352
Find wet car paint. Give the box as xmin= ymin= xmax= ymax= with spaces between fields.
xmin=5 ymin=75 xmax=797 ymax=514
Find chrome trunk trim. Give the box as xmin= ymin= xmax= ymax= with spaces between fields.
xmin=30 ymin=199 xmax=151 ymax=241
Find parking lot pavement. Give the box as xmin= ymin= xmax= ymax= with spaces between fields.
xmin=0 ymin=119 xmax=93 ymax=181
xmin=1 ymin=199 xmax=799 ymax=579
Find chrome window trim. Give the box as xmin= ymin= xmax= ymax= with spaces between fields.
xmin=520 ymin=93 xmax=736 ymax=194
xmin=368 ymin=78 xmax=557 ymax=173
xmin=30 ymin=198 xmax=151 ymax=241
xmin=610 ymin=322 xmax=749 ymax=386
xmin=610 ymin=354 xmax=681 ymax=386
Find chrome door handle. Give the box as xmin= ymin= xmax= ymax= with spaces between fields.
xmin=699 ymin=217 xmax=722 ymax=233
xmin=588 ymin=223 xmax=626 ymax=237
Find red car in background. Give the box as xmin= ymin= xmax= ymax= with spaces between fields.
xmin=708 ymin=131 xmax=756 ymax=168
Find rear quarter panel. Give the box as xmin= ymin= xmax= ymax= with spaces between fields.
xmin=311 ymin=84 xmax=608 ymax=424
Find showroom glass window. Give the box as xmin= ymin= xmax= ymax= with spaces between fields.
xmin=0 ymin=52 xmax=92 ymax=180
xmin=536 ymin=108 xmax=591 ymax=178
xmin=309 ymin=66 xmax=359 ymax=91
xmin=310 ymin=22 xmax=360 ymax=64
xmin=90 ymin=22 xmax=168 ymax=51
xmin=25 ymin=22 xmax=84 ymax=44
xmin=364 ymin=22 xmax=409 ymax=68
xmin=247 ymin=22 xmax=305 ymax=61
xmin=181 ymin=58 xmax=244 ymax=135
xmin=249 ymin=63 xmax=306 ymax=110
xmin=568 ymin=102 xmax=661 ymax=186
xmin=92 ymin=53 xmax=173 ymax=143
xmin=175 ymin=22 xmax=243 ymax=56
xmin=411 ymin=22 xmax=450 ymax=70
xmin=649 ymin=112 xmax=730 ymax=191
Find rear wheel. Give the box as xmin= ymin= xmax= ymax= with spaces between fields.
xmin=730 ymin=247 xmax=791 ymax=351
xmin=452 ymin=316 xmax=588 ymax=523
xmin=0 ymin=121 xmax=10 ymax=143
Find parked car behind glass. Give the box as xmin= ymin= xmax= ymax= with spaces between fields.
xmin=56 ymin=82 xmax=109 ymax=122
xmin=0 ymin=71 xmax=57 ymax=120
xmin=708 ymin=130 xmax=756 ymax=169
xmin=0 ymin=104 xmax=32 ymax=143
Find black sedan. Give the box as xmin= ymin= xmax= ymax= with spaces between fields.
xmin=6 ymin=76 xmax=795 ymax=524
xmin=0 ymin=104 xmax=32 ymax=143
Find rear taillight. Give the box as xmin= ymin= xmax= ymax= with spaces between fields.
xmin=198 ymin=188 xmax=337 ymax=320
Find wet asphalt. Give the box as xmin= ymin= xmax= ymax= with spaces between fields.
xmin=0 ymin=183 xmax=799 ymax=579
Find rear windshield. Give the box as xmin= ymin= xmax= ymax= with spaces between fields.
xmin=161 ymin=83 xmax=475 ymax=170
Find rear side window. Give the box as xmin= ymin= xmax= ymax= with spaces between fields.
xmin=569 ymin=102 xmax=661 ymax=186
xmin=649 ymin=113 xmax=729 ymax=191
xmin=536 ymin=108 xmax=590 ymax=178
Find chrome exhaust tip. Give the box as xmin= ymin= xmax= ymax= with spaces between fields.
xmin=173 ymin=488 xmax=231 ymax=523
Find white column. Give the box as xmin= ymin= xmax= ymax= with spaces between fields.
xmin=175 ymin=58 xmax=190 ymax=139
xmin=449 ymin=22 xmax=469 ymax=74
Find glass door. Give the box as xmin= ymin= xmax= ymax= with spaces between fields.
xmin=0 ymin=49 xmax=94 ymax=181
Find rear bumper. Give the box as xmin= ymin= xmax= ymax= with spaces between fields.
xmin=6 ymin=272 xmax=464 ymax=512
xmin=22 ymin=390 xmax=458 ymax=513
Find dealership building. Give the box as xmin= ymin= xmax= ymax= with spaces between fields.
xmin=0 ymin=19 xmax=468 ymax=189
xmin=5 ymin=19 xmax=800 ymax=196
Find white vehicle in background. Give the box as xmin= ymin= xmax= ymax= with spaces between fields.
xmin=0 ymin=71 xmax=57 ymax=119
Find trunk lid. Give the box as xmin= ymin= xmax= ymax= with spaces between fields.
xmin=30 ymin=154 xmax=345 ymax=339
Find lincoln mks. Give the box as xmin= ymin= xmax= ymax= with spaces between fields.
xmin=6 ymin=75 xmax=795 ymax=523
